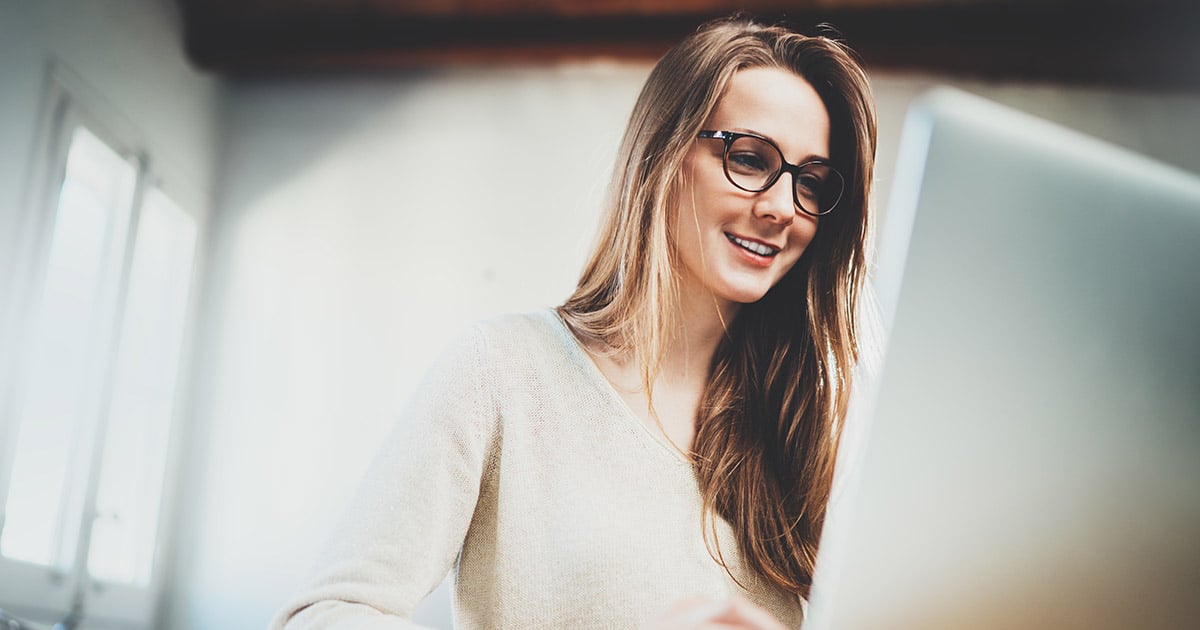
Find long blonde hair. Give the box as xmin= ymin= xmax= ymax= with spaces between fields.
xmin=559 ymin=17 xmax=876 ymax=598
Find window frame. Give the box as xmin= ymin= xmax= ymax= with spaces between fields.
xmin=0 ymin=61 xmax=207 ymax=630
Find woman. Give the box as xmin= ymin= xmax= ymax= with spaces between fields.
xmin=274 ymin=16 xmax=875 ymax=630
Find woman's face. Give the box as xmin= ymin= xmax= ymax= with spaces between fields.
xmin=676 ymin=66 xmax=831 ymax=313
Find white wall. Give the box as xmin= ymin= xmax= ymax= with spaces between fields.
xmin=169 ymin=57 xmax=1200 ymax=630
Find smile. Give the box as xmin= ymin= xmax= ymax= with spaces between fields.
xmin=725 ymin=233 xmax=780 ymax=257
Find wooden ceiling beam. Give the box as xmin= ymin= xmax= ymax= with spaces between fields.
xmin=179 ymin=0 xmax=1200 ymax=90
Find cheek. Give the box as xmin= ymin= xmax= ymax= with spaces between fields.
xmin=683 ymin=153 xmax=731 ymax=207
xmin=776 ymin=223 xmax=819 ymax=277
xmin=674 ymin=175 xmax=717 ymax=239
xmin=791 ymin=220 xmax=819 ymax=251
xmin=669 ymin=194 xmax=704 ymax=267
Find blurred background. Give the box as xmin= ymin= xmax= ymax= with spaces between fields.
xmin=0 ymin=0 xmax=1197 ymax=628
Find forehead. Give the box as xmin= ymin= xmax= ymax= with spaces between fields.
xmin=706 ymin=66 xmax=831 ymax=160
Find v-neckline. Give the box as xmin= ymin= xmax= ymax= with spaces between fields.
xmin=543 ymin=309 xmax=694 ymax=466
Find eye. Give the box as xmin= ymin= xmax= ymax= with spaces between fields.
xmin=795 ymin=172 xmax=824 ymax=196
xmin=727 ymin=150 xmax=772 ymax=175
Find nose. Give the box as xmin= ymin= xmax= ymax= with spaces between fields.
xmin=750 ymin=174 xmax=796 ymax=225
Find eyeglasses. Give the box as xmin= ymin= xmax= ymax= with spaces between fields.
xmin=697 ymin=130 xmax=845 ymax=217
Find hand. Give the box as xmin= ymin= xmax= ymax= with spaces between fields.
xmin=645 ymin=594 xmax=790 ymax=629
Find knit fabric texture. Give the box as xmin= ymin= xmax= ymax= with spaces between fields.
xmin=272 ymin=310 xmax=805 ymax=629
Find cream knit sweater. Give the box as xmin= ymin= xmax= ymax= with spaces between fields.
xmin=272 ymin=310 xmax=805 ymax=629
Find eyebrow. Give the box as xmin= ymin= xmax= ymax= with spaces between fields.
xmin=730 ymin=126 xmax=832 ymax=163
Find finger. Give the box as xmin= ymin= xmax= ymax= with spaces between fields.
xmin=645 ymin=595 xmax=731 ymax=629
xmin=710 ymin=594 xmax=789 ymax=630
xmin=679 ymin=596 xmax=734 ymax=625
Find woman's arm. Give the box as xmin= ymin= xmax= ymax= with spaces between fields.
xmin=271 ymin=327 xmax=500 ymax=629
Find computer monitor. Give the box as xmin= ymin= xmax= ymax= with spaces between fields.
xmin=806 ymin=87 xmax=1200 ymax=630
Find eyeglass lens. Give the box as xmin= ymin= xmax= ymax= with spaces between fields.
xmin=724 ymin=135 xmax=843 ymax=215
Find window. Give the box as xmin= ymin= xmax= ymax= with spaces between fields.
xmin=87 ymin=187 xmax=197 ymax=588
xmin=2 ymin=126 xmax=137 ymax=573
xmin=0 ymin=68 xmax=200 ymax=628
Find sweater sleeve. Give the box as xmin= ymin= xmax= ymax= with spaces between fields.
xmin=271 ymin=326 xmax=500 ymax=629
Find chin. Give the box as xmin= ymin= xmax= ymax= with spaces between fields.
xmin=721 ymin=286 xmax=774 ymax=305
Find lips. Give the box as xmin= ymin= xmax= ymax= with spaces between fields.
xmin=725 ymin=232 xmax=780 ymax=257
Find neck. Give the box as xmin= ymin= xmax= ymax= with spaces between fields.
xmin=659 ymin=288 xmax=739 ymax=386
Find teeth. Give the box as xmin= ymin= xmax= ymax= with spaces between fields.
xmin=726 ymin=233 xmax=779 ymax=257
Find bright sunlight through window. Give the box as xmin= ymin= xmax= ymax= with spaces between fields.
xmin=2 ymin=126 xmax=197 ymax=591
xmin=87 ymin=188 xmax=196 ymax=586
xmin=1 ymin=126 xmax=137 ymax=570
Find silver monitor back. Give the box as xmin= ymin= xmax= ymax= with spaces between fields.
xmin=806 ymin=87 xmax=1200 ymax=630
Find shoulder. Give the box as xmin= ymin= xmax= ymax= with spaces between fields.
xmin=473 ymin=308 xmax=565 ymax=342
xmin=424 ymin=309 xmax=582 ymax=384
xmin=469 ymin=308 xmax=578 ymax=363
xmin=446 ymin=308 xmax=599 ymax=403
xmin=424 ymin=310 xmax=561 ymax=365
